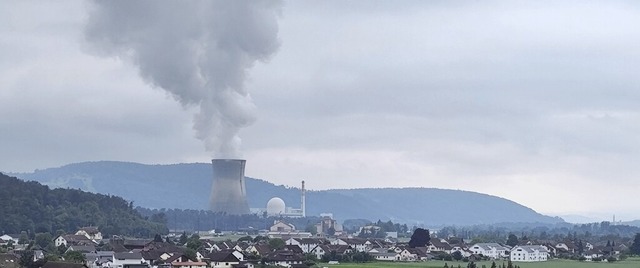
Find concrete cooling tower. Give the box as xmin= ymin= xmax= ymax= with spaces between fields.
xmin=209 ymin=159 xmax=250 ymax=215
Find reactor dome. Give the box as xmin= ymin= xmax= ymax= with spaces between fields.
xmin=266 ymin=197 xmax=286 ymax=216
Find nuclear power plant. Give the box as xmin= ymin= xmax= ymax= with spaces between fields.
xmin=262 ymin=180 xmax=307 ymax=217
xmin=209 ymin=159 xmax=250 ymax=215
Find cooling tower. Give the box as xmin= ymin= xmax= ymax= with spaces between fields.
xmin=209 ymin=159 xmax=250 ymax=215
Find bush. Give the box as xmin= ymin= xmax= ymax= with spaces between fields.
xmin=578 ymin=256 xmax=586 ymax=262
xmin=606 ymin=256 xmax=617 ymax=263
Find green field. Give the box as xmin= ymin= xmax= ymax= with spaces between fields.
xmin=318 ymin=258 xmax=640 ymax=268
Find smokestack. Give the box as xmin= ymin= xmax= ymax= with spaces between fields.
xmin=301 ymin=180 xmax=306 ymax=217
xmin=210 ymin=159 xmax=250 ymax=215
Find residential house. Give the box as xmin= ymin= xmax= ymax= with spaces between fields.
xmin=510 ymin=245 xmax=549 ymax=262
xmin=112 ymin=252 xmax=147 ymax=268
xmin=285 ymin=238 xmax=326 ymax=253
xmin=263 ymin=250 xmax=305 ymax=268
xmin=85 ymin=251 xmax=113 ymax=268
xmin=162 ymin=254 xmax=207 ymax=268
xmin=370 ymin=252 xmax=400 ymax=261
xmin=313 ymin=245 xmax=352 ymax=260
xmin=284 ymin=245 xmax=304 ymax=255
xmin=32 ymin=250 xmax=45 ymax=262
xmin=0 ymin=234 xmax=19 ymax=245
xmin=270 ymin=221 xmax=296 ymax=232
xmin=76 ymin=227 xmax=103 ymax=241
xmin=469 ymin=243 xmax=510 ymax=260
xmin=209 ymin=251 xmax=241 ymax=268
xmin=583 ymin=249 xmax=604 ymax=261
xmin=245 ymin=244 xmax=272 ymax=257
xmin=55 ymin=235 xmax=95 ymax=247
xmin=428 ymin=239 xmax=453 ymax=253
xmin=67 ymin=245 xmax=97 ymax=253
xmin=450 ymin=246 xmax=472 ymax=258
xmin=367 ymin=247 xmax=390 ymax=254
xmin=398 ymin=248 xmax=417 ymax=261
xmin=555 ymin=242 xmax=576 ymax=254
xmin=331 ymin=238 xmax=369 ymax=252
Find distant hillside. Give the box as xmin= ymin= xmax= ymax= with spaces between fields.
xmin=0 ymin=172 xmax=167 ymax=236
xmin=9 ymin=161 xmax=562 ymax=226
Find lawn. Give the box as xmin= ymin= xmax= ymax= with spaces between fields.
xmin=318 ymin=258 xmax=640 ymax=268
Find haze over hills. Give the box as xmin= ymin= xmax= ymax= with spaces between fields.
xmin=9 ymin=161 xmax=563 ymax=226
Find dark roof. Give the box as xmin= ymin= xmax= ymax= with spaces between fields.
xmin=0 ymin=253 xmax=19 ymax=262
xmin=340 ymin=238 xmax=366 ymax=245
xmin=62 ymin=235 xmax=93 ymax=243
xmin=79 ymin=227 xmax=100 ymax=235
xmin=285 ymin=245 xmax=303 ymax=254
xmin=114 ymin=252 xmax=142 ymax=260
xmin=209 ymin=251 xmax=240 ymax=262
xmin=253 ymin=244 xmax=272 ymax=255
xmin=165 ymin=254 xmax=193 ymax=263
xmin=124 ymin=239 xmax=152 ymax=247
xmin=140 ymin=250 xmax=163 ymax=261
xmin=320 ymin=245 xmax=352 ymax=254
xmin=42 ymin=261 xmax=88 ymax=268
xmin=69 ymin=245 xmax=96 ymax=253
xmin=295 ymin=238 xmax=326 ymax=244
xmin=264 ymin=250 xmax=304 ymax=262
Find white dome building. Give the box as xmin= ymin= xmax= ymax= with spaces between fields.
xmin=266 ymin=197 xmax=286 ymax=216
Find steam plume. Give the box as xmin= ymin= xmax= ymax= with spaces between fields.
xmin=84 ymin=0 xmax=282 ymax=158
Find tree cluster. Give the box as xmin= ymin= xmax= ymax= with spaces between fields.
xmin=0 ymin=173 xmax=167 ymax=237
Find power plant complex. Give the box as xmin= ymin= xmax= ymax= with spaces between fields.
xmin=209 ymin=159 xmax=307 ymax=217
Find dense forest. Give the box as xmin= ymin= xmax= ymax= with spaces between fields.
xmin=0 ymin=173 xmax=167 ymax=237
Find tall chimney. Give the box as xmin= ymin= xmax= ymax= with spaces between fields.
xmin=209 ymin=159 xmax=250 ymax=215
xmin=301 ymin=180 xmax=306 ymax=217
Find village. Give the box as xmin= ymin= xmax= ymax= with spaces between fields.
xmin=0 ymin=215 xmax=633 ymax=268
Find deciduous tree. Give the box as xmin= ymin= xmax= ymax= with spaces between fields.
xmin=408 ymin=228 xmax=430 ymax=248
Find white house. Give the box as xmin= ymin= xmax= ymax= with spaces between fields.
xmin=54 ymin=234 xmax=94 ymax=247
xmin=112 ymin=252 xmax=146 ymax=268
xmin=270 ymin=221 xmax=295 ymax=232
xmin=331 ymin=238 xmax=370 ymax=252
xmin=286 ymin=238 xmax=325 ymax=253
xmin=0 ymin=234 xmax=19 ymax=245
xmin=370 ymin=252 xmax=401 ymax=261
xmin=75 ymin=226 xmax=103 ymax=241
xmin=510 ymin=245 xmax=549 ymax=262
xmin=428 ymin=239 xmax=453 ymax=253
xmin=469 ymin=243 xmax=510 ymax=259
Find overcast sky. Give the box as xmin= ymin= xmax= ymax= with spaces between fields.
xmin=2 ymin=1 xmax=640 ymax=221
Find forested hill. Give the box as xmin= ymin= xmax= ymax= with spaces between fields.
xmin=10 ymin=161 xmax=563 ymax=225
xmin=0 ymin=172 xmax=167 ymax=237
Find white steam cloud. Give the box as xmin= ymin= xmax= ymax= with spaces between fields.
xmin=84 ymin=0 xmax=282 ymax=158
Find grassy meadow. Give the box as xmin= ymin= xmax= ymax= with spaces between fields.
xmin=318 ymin=258 xmax=640 ymax=268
